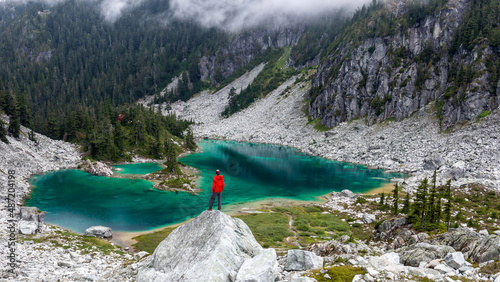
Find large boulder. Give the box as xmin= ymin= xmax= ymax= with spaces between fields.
xmin=445 ymin=252 xmax=466 ymax=269
xmin=396 ymin=243 xmax=455 ymax=267
xmin=137 ymin=211 xmax=267 ymax=282
xmin=235 ymin=248 xmax=278 ymax=282
xmin=84 ymin=226 xmax=113 ymax=238
xmin=18 ymin=207 xmax=45 ymax=235
xmin=285 ymin=250 xmax=323 ymax=271
xmin=359 ymin=252 xmax=408 ymax=275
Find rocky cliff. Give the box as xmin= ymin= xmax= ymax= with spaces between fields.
xmin=309 ymin=0 xmax=499 ymax=130
xmin=199 ymin=27 xmax=302 ymax=84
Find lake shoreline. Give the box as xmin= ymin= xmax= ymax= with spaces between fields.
xmin=111 ymin=181 xmax=395 ymax=250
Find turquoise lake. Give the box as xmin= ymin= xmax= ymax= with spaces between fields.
xmin=112 ymin=162 xmax=162 ymax=175
xmin=27 ymin=140 xmax=405 ymax=233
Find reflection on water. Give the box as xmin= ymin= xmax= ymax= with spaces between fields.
xmin=28 ymin=140 xmax=405 ymax=233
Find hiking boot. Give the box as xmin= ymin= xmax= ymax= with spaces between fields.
xmin=207 ymin=208 xmax=212 ymax=211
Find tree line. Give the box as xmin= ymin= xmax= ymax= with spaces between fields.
xmin=377 ymin=170 xmax=455 ymax=231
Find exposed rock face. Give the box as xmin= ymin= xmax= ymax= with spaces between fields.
xmin=235 ymin=248 xmax=278 ymax=282
xmin=80 ymin=160 xmax=113 ymax=177
xmin=137 ymin=211 xmax=271 ymax=282
xmin=431 ymin=227 xmax=500 ymax=263
xmin=396 ymin=243 xmax=455 ymax=267
xmin=18 ymin=207 xmax=45 ymax=235
xmin=309 ymin=0 xmax=499 ymax=129
xmin=84 ymin=226 xmax=113 ymax=238
xmin=199 ymin=28 xmax=302 ymax=84
xmin=284 ymin=250 xmax=323 ymax=271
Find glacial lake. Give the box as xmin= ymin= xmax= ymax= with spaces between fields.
xmin=27 ymin=140 xmax=405 ymax=233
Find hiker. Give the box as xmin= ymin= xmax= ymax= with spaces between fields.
xmin=208 ymin=170 xmax=225 ymax=210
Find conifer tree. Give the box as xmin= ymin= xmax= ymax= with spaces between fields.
xmin=164 ymin=138 xmax=176 ymax=173
xmin=0 ymin=120 xmax=9 ymax=144
xmin=184 ymin=127 xmax=196 ymax=150
xmin=47 ymin=111 xmax=60 ymax=139
xmin=28 ymin=129 xmax=36 ymax=143
xmin=413 ymin=178 xmax=429 ymax=228
xmin=429 ymin=169 xmax=437 ymax=223
xmin=380 ymin=192 xmax=385 ymax=206
xmin=17 ymin=92 xmax=31 ymax=127
xmin=443 ymin=179 xmax=452 ymax=230
xmin=8 ymin=108 xmax=21 ymax=139
xmin=402 ymin=193 xmax=410 ymax=214
xmin=392 ymin=183 xmax=399 ymax=215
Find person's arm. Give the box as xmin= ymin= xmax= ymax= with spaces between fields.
xmin=212 ymin=177 xmax=216 ymax=191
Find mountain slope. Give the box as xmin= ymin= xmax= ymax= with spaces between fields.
xmin=308 ymin=0 xmax=500 ymax=130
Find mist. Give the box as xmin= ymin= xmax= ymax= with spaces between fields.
xmin=1 ymin=0 xmax=372 ymax=27
xmin=169 ymin=0 xmax=372 ymax=32
xmin=0 ymin=0 xmax=144 ymax=22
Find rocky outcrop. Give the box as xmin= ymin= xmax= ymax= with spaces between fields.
xmin=84 ymin=226 xmax=113 ymax=238
xmin=309 ymin=0 xmax=499 ymax=130
xmin=431 ymin=227 xmax=500 ymax=263
xmin=137 ymin=210 xmax=276 ymax=282
xmin=80 ymin=160 xmax=113 ymax=177
xmin=18 ymin=207 xmax=45 ymax=235
xmin=199 ymin=28 xmax=302 ymax=84
xmin=284 ymin=250 xmax=323 ymax=271
xmin=396 ymin=243 xmax=455 ymax=267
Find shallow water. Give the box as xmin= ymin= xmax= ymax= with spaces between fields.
xmin=112 ymin=162 xmax=162 ymax=175
xmin=27 ymin=140 xmax=405 ymax=233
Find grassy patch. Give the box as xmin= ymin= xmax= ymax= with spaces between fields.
xmin=160 ymin=177 xmax=191 ymax=188
xmin=132 ymin=227 xmax=176 ymax=253
xmin=477 ymin=110 xmax=490 ymax=120
xmin=236 ymin=212 xmax=293 ymax=248
xmin=307 ymin=266 xmax=365 ymax=282
xmin=237 ymin=205 xmax=350 ymax=248
xmin=307 ymin=117 xmax=332 ymax=132
xmin=480 ymin=261 xmax=500 ymax=274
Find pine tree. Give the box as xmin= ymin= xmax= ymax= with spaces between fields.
xmin=443 ymin=179 xmax=452 ymax=230
xmin=28 ymin=129 xmax=36 ymax=143
xmin=413 ymin=178 xmax=429 ymax=228
xmin=0 ymin=120 xmax=9 ymax=144
xmin=47 ymin=111 xmax=60 ymax=139
xmin=429 ymin=169 xmax=437 ymax=223
xmin=380 ymin=192 xmax=385 ymax=206
xmin=164 ymin=138 xmax=176 ymax=173
xmin=17 ymin=92 xmax=31 ymax=127
xmin=392 ymin=183 xmax=399 ymax=215
xmin=184 ymin=127 xmax=196 ymax=150
xmin=402 ymin=193 xmax=410 ymax=214
xmin=8 ymin=108 xmax=21 ymax=139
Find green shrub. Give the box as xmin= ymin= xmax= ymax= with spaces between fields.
xmin=355 ymin=196 xmax=367 ymax=204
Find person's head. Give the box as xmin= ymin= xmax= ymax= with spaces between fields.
xmin=216 ymin=170 xmax=220 ymax=175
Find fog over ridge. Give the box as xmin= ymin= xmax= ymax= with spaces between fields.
xmin=169 ymin=0 xmax=371 ymax=32
xmin=0 ymin=0 xmax=372 ymax=27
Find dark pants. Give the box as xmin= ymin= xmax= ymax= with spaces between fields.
xmin=209 ymin=192 xmax=222 ymax=210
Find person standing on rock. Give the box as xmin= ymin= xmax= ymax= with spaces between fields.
xmin=208 ymin=170 xmax=225 ymax=211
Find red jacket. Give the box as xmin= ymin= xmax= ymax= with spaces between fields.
xmin=212 ymin=175 xmax=225 ymax=193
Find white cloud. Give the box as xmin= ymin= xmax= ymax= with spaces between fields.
xmin=169 ymin=0 xmax=371 ymax=32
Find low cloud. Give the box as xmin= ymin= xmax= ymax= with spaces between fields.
xmin=100 ymin=0 xmax=143 ymax=22
xmin=169 ymin=0 xmax=371 ymax=32
xmin=0 ymin=0 xmax=143 ymax=23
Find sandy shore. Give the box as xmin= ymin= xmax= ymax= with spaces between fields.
xmin=363 ymin=182 xmax=397 ymax=195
